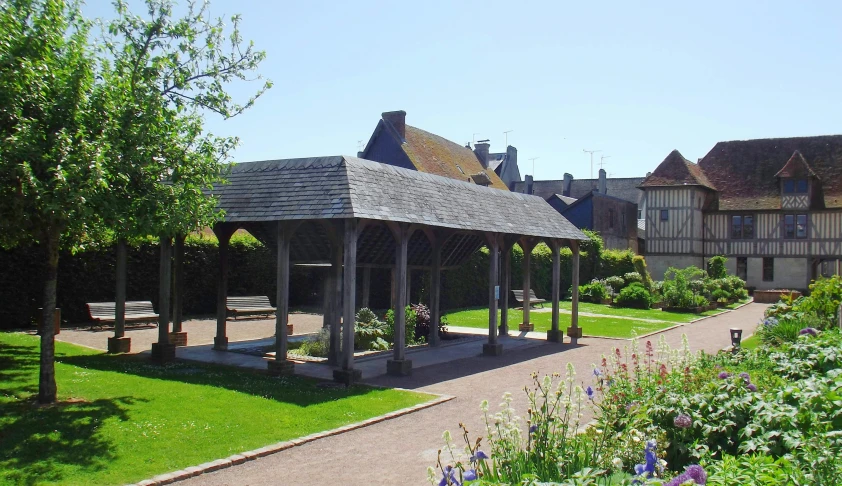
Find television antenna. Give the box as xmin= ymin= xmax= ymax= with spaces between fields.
xmin=599 ymin=155 xmax=611 ymax=170
xmin=529 ymin=157 xmax=539 ymax=177
xmin=583 ymin=149 xmax=602 ymax=178
xmin=503 ymin=130 xmax=514 ymax=146
xmin=472 ymin=133 xmax=482 ymax=146
xmin=357 ymin=140 xmax=364 ymax=152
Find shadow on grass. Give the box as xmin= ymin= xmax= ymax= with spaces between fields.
xmin=60 ymin=352 xmax=380 ymax=408
xmin=0 ymin=340 xmax=141 ymax=485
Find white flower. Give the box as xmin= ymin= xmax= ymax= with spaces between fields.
xmin=612 ymin=458 xmax=624 ymax=470
xmin=480 ymin=399 xmax=489 ymax=412
xmin=442 ymin=430 xmax=452 ymax=443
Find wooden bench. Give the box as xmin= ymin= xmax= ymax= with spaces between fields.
xmin=226 ymin=296 xmax=276 ymax=319
xmin=511 ymin=289 xmax=546 ymax=308
xmin=86 ymin=301 xmax=159 ymax=328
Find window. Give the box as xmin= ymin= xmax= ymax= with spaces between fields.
xmin=731 ymin=215 xmax=754 ymax=239
xmin=784 ymin=214 xmax=808 ymax=239
xmin=660 ymin=209 xmax=669 ymax=221
xmin=763 ymin=258 xmax=774 ymax=282
xmin=637 ymin=209 xmax=642 ymax=219
xmin=737 ymin=257 xmax=747 ymax=281
xmin=783 ymin=179 xmax=808 ymax=194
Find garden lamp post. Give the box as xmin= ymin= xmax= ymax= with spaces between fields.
xmin=730 ymin=328 xmax=743 ymax=350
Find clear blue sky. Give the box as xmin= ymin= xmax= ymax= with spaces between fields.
xmin=84 ymin=0 xmax=842 ymax=180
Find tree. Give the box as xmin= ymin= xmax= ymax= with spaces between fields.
xmin=0 ymin=0 xmax=105 ymax=403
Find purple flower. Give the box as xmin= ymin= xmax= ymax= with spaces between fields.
xmin=717 ymin=371 xmax=731 ymax=380
xmin=763 ymin=317 xmax=778 ymax=327
xmin=529 ymin=424 xmax=538 ymax=434
xmin=674 ymin=413 xmax=692 ymax=429
xmin=799 ymin=327 xmax=818 ymax=337
xmin=593 ymin=368 xmax=603 ymax=377
xmin=739 ymin=372 xmax=751 ymax=383
xmin=586 ymin=386 xmax=595 ymax=400
xmin=463 ymin=469 xmax=478 ymax=481
xmin=634 ymin=439 xmax=658 ymax=481
xmin=665 ymin=464 xmax=707 ymax=485
xmin=470 ymin=451 xmax=489 ymax=463
xmin=747 ymin=383 xmax=758 ymax=392
xmin=438 ymin=466 xmax=461 ymax=486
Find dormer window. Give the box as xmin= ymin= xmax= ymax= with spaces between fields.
xmin=783 ymin=179 xmax=808 ymax=194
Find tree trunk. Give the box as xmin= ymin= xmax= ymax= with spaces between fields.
xmin=38 ymin=226 xmax=60 ymax=404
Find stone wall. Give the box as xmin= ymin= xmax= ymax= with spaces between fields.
xmin=647 ymin=255 xmax=705 ymax=280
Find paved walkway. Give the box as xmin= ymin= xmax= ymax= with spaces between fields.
xmin=166 ymin=302 xmax=768 ymax=486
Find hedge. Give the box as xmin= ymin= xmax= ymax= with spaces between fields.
xmin=0 ymin=234 xmax=325 ymax=329
xmin=1 ymin=230 xmax=642 ymax=328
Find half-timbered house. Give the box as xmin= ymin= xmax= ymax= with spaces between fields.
xmin=641 ymin=136 xmax=842 ymax=290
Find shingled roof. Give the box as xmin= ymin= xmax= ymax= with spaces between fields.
xmin=401 ymin=126 xmax=508 ymax=190
xmin=699 ymin=135 xmax=842 ymax=210
xmin=640 ymin=150 xmax=716 ymax=190
xmin=212 ymin=156 xmax=587 ymax=241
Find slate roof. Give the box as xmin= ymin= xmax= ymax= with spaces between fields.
xmin=512 ymin=177 xmax=645 ymax=204
xmin=212 ymin=156 xmax=587 ymax=240
xmin=553 ymin=194 xmax=578 ymax=206
xmin=401 ymin=126 xmax=509 ymax=191
xmin=699 ymin=135 xmax=842 ymax=210
xmin=640 ymin=150 xmax=716 ymax=190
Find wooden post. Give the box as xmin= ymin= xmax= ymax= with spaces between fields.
xmin=214 ymin=226 xmax=233 ymax=350
xmin=108 ymin=239 xmax=130 ymax=354
xmin=328 ymin=239 xmax=343 ymax=366
xmin=520 ymin=240 xmax=534 ymax=331
xmin=169 ymin=234 xmax=187 ymax=346
xmin=548 ymin=239 xmax=563 ymax=342
xmin=151 ymin=236 xmax=175 ymax=363
xmin=322 ymin=269 xmax=332 ymax=329
xmin=269 ymin=222 xmax=294 ymax=375
xmin=387 ymin=224 xmax=412 ymax=375
xmin=390 ymin=266 xmax=397 ymax=310
xmin=499 ymin=243 xmax=511 ymax=336
xmin=361 ymin=267 xmax=371 ymax=308
xmin=483 ymin=234 xmax=503 ymax=356
xmin=567 ymin=240 xmax=583 ymax=345
xmin=334 ymin=219 xmax=361 ymax=384
xmin=429 ymin=237 xmax=442 ymax=347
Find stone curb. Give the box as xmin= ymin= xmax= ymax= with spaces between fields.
xmin=125 ymin=393 xmax=454 ymax=486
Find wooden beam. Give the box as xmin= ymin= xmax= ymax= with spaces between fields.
xmin=568 ymin=239 xmax=582 ymax=345
xmin=429 ymin=236 xmax=442 ymax=346
xmin=275 ymin=222 xmax=292 ymax=360
xmin=213 ymin=224 xmax=236 ymax=350
xmin=499 ymin=240 xmax=512 ymax=336
xmin=114 ymin=239 xmax=127 ymax=338
xmin=548 ymin=239 xmax=562 ymax=342
xmin=328 ymin=237 xmax=343 ymax=366
xmin=342 ymin=218 xmax=358 ymax=371
xmin=520 ymin=239 xmax=533 ymax=331
xmin=172 ymin=234 xmax=185 ymax=334
xmin=483 ymin=233 xmax=502 ymax=356
xmin=157 ymin=237 xmax=172 ymax=345
xmin=393 ymin=224 xmax=409 ymax=361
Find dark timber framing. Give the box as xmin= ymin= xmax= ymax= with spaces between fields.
xmin=209 ymin=156 xmax=588 ymax=383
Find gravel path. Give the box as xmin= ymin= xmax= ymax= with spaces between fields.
xmin=177 ymin=302 xmax=767 ymax=486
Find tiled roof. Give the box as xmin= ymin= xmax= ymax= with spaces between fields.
xmin=699 ymin=135 xmax=842 ymax=210
xmin=512 ymin=177 xmax=645 ymax=204
xmin=640 ymin=150 xmax=716 ymax=190
xmin=773 ymin=150 xmax=818 ymax=178
xmin=212 ymin=156 xmax=587 ymax=240
xmin=401 ymin=126 xmax=509 ymax=190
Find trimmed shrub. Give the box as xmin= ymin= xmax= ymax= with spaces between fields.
xmin=605 ymin=276 xmax=626 ymax=293
xmin=598 ymin=248 xmax=635 ymax=279
xmin=579 ymin=280 xmax=609 ymax=303
xmin=633 ymin=255 xmax=654 ymax=290
xmin=616 ymin=282 xmax=653 ymax=309
xmin=707 ymin=255 xmax=728 ymax=279
xmin=623 ymin=271 xmax=643 ymax=286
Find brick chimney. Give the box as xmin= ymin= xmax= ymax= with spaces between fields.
xmin=525 ymin=175 xmax=534 ymax=195
xmin=474 ymin=142 xmax=490 ymax=169
xmin=563 ymin=173 xmax=573 ymax=196
xmin=598 ymin=169 xmax=607 ymax=194
xmin=382 ymin=111 xmax=406 ymax=139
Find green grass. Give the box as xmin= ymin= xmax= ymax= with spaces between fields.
xmin=443 ymin=308 xmax=677 ymax=338
xmin=556 ymin=301 xmax=727 ymax=323
xmin=0 ymin=333 xmax=431 ymax=485
xmin=741 ymin=333 xmax=761 ymax=350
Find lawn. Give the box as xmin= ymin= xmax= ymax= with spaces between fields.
xmin=0 ymin=332 xmax=431 ymax=485
xmin=556 ymin=301 xmax=730 ymax=323
xmin=444 ymin=308 xmax=678 ymax=338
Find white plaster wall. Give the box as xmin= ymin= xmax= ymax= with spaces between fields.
xmin=647 ymin=255 xmax=705 ymax=280
xmin=746 ymin=257 xmax=809 ymax=291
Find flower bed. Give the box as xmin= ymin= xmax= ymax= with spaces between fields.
xmin=430 ymin=327 xmax=842 ymax=485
